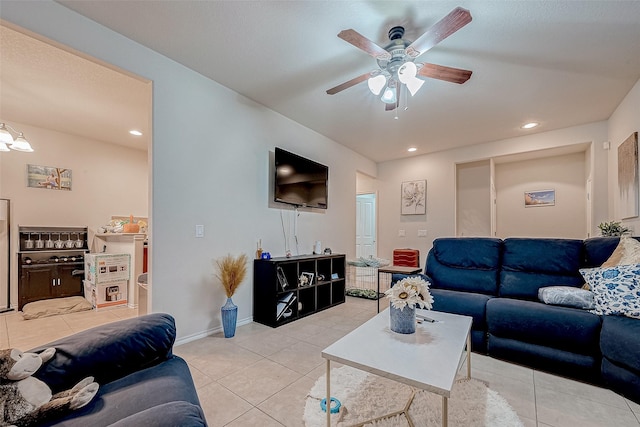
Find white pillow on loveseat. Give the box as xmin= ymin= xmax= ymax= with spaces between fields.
xmin=538 ymin=286 xmax=595 ymax=310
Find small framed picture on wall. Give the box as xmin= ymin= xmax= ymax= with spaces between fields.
xmin=524 ymin=189 xmax=555 ymax=207
xmin=401 ymin=180 xmax=426 ymax=215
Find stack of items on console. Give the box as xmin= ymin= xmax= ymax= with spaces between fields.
xmin=84 ymin=253 xmax=130 ymax=310
xmin=392 ymin=236 xmax=640 ymax=404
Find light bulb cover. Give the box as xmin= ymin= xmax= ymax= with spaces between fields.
xmin=367 ymin=75 xmax=387 ymax=95
xmin=0 ymin=124 xmax=13 ymax=144
xmin=10 ymin=133 xmax=34 ymax=152
xmin=397 ymin=62 xmax=418 ymax=84
xmin=405 ymin=77 xmax=425 ymax=96
xmin=0 ymin=142 xmax=9 ymax=152
xmin=381 ymin=85 xmax=397 ymax=104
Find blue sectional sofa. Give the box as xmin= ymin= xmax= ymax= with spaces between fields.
xmin=394 ymin=236 xmax=640 ymax=403
xmin=29 ymin=313 xmax=207 ymax=426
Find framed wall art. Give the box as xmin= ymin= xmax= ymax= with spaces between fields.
xmin=524 ymin=189 xmax=555 ymax=207
xmin=401 ymin=180 xmax=426 ymax=215
xmin=618 ymin=132 xmax=639 ymax=219
xmin=26 ymin=164 xmax=71 ymax=191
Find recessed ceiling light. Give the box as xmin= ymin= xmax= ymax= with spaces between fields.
xmin=521 ymin=122 xmax=539 ymax=129
xmin=407 ymin=147 xmax=417 ymax=152
xmin=129 ymin=130 xmax=143 ymax=136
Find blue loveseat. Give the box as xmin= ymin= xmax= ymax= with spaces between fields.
xmin=29 ymin=313 xmax=207 ymax=426
xmin=394 ymin=236 xmax=640 ymax=403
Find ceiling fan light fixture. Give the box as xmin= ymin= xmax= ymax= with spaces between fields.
xmin=367 ymin=74 xmax=387 ymax=95
xmin=381 ymin=85 xmax=397 ymax=104
xmin=0 ymin=142 xmax=9 ymax=152
xmin=10 ymin=133 xmax=34 ymax=152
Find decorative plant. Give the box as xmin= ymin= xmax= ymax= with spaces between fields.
xmin=597 ymin=221 xmax=630 ymax=237
xmin=385 ymin=276 xmax=434 ymax=311
xmin=215 ymin=253 xmax=248 ymax=298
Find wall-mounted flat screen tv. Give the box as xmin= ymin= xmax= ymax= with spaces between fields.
xmin=274 ymin=147 xmax=328 ymax=209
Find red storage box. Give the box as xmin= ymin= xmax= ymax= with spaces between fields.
xmin=393 ymin=249 xmax=420 ymax=268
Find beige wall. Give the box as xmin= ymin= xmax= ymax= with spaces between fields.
xmin=456 ymin=160 xmax=491 ymax=237
xmin=608 ymin=78 xmax=640 ymax=234
xmin=0 ymin=120 xmax=148 ymax=307
xmin=376 ymin=121 xmax=608 ymax=263
xmin=495 ymin=152 xmax=586 ymax=238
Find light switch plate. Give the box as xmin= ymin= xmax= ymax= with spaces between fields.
xmin=418 ymin=229 xmax=427 ymax=237
xmin=195 ymin=224 xmax=205 ymax=238
xmin=398 ymin=229 xmax=406 ymax=237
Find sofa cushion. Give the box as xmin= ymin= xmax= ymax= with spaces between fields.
xmin=583 ymin=237 xmax=622 ymax=267
xmin=486 ymin=298 xmax=602 ymax=355
xmin=108 ymin=401 xmax=207 ymax=427
xmin=31 ymin=313 xmax=176 ymax=393
xmin=39 ymin=356 xmax=201 ymax=427
xmin=601 ymin=358 xmax=640 ymax=404
xmin=426 ymin=237 xmax=502 ymax=295
xmin=430 ymin=289 xmax=492 ymax=353
xmin=580 ymin=264 xmax=640 ymax=319
xmin=538 ymin=286 xmax=594 ymax=310
xmin=500 ymin=238 xmax=584 ymax=300
xmin=600 ymin=315 xmax=640 ymax=374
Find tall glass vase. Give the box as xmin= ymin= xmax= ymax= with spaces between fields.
xmin=221 ymin=297 xmax=238 ymax=338
xmin=389 ymin=304 xmax=416 ymax=334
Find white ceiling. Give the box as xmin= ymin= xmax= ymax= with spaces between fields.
xmin=3 ymin=1 xmax=640 ymax=162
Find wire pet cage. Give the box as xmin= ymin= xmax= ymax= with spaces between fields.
xmin=346 ymin=257 xmax=391 ymax=300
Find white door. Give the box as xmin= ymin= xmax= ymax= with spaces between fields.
xmin=356 ymin=193 xmax=376 ymax=258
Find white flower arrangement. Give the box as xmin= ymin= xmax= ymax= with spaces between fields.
xmin=385 ymin=276 xmax=434 ymax=311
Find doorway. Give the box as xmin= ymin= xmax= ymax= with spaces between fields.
xmin=356 ymin=193 xmax=377 ymax=258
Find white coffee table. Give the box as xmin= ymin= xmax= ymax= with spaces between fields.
xmin=321 ymin=309 xmax=472 ymax=427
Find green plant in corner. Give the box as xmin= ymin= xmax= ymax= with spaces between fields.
xmin=597 ymin=221 xmax=630 ymax=237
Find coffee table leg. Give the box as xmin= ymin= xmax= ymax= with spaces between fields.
xmin=326 ymin=359 xmax=331 ymax=427
xmin=466 ymin=332 xmax=471 ymax=380
xmin=442 ymin=396 xmax=448 ymax=427
xmin=376 ymin=270 xmax=381 ymax=313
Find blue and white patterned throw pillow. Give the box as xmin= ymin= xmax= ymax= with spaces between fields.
xmin=579 ymin=264 xmax=640 ymax=319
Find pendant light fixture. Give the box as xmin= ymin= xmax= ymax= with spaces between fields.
xmin=0 ymin=123 xmax=34 ymax=152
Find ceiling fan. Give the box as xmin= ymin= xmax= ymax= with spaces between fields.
xmin=327 ymin=7 xmax=473 ymax=111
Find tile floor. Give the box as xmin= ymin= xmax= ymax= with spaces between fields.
xmin=2 ymin=297 xmax=639 ymax=426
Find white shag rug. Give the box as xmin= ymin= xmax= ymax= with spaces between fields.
xmin=304 ymin=366 xmax=523 ymax=427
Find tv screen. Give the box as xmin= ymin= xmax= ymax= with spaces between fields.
xmin=274 ymin=147 xmax=328 ymax=209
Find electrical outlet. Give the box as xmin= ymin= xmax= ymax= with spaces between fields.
xmin=418 ymin=229 xmax=427 ymax=237
xmin=398 ymin=229 xmax=406 ymax=237
xmin=195 ymin=224 xmax=205 ymax=238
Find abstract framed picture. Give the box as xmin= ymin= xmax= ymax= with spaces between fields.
xmin=26 ymin=164 xmax=72 ymax=190
xmin=618 ymin=132 xmax=639 ymax=219
xmin=524 ymin=189 xmax=555 ymax=207
xmin=401 ymin=180 xmax=426 ymax=215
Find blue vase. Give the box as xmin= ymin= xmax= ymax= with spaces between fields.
xmin=221 ymin=297 xmax=238 ymax=338
xmin=390 ymin=304 xmax=416 ymax=334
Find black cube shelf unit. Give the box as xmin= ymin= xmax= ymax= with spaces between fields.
xmin=253 ymin=253 xmax=346 ymax=327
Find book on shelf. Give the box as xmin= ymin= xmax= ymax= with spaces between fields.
xmin=276 ymin=291 xmax=296 ymax=321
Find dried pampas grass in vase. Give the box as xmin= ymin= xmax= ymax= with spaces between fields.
xmin=215 ymin=253 xmax=248 ymax=338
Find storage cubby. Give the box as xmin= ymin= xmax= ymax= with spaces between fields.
xmin=253 ymin=253 xmax=346 ymax=327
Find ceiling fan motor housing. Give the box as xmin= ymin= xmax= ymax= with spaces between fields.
xmin=377 ymin=26 xmax=415 ymax=79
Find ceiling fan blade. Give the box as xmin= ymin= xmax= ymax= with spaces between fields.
xmin=417 ymin=63 xmax=472 ymax=84
xmin=338 ymin=29 xmax=391 ymax=60
xmin=326 ymin=71 xmax=373 ymax=95
xmin=405 ymin=7 xmax=472 ymax=58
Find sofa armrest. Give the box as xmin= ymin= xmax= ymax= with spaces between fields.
xmin=29 ymin=313 xmax=176 ymax=393
xmin=107 ymin=401 xmax=207 ymax=427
